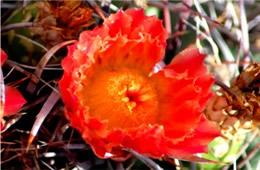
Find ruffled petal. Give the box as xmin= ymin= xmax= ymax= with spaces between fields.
xmin=59 ymin=9 xmax=220 ymax=161
xmin=75 ymin=9 xmax=167 ymax=75
xmin=59 ymin=45 xmax=81 ymax=113
xmin=150 ymin=47 xmax=214 ymax=141
xmin=166 ymin=115 xmax=221 ymax=155
xmin=167 ymin=48 xmax=215 ymax=110
xmin=167 ymin=48 xmax=207 ymax=76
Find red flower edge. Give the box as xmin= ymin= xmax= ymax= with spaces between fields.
xmin=1 ymin=49 xmax=8 ymax=65
xmin=4 ymin=86 xmax=27 ymax=116
xmin=0 ymin=49 xmax=26 ymax=125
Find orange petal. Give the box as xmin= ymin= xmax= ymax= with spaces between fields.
xmin=150 ymin=47 xmax=214 ymax=141
xmin=166 ymin=115 xmax=221 ymax=155
xmin=167 ymin=47 xmax=207 ymax=76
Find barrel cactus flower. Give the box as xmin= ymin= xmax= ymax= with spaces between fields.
xmin=59 ymin=9 xmax=220 ymax=161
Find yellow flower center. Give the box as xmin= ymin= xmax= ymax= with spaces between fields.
xmin=80 ymin=69 xmax=159 ymax=129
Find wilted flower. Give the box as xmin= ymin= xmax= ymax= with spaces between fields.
xmin=31 ymin=0 xmax=93 ymax=47
xmin=205 ymin=63 xmax=260 ymax=139
xmin=59 ymin=9 xmax=220 ymax=161
xmin=0 ymin=49 xmax=26 ymax=128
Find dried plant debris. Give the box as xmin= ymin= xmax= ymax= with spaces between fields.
xmin=205 ymin=63 xmax=260 ymax=138
xmin=30 ymin=0 xmax=93 ymax=47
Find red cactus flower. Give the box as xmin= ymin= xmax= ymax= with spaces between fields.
xmin=0 ymin=49 xmax=26 ymax=127
xmin=59 ymin=9 xmax=220 ymax=161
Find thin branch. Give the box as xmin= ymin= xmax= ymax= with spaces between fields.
xmin=248 ymin=15 xmax=260 ymax=30
xmin=238 ymin=144 xmax=260 ymax=169
xmin=214 ymin=79 xmax=235 ymax=96
xmin=128 ymin=149 xmax=163 ymax=170
xmin=208 ymin=1 xmax=236 ymax=72
xmin=163 ymin=0 xmax=171 ymax=34
xmin=222 ymin=129 xmax=260 ymax=170
xmin=148 ymin=1 xmax=220 ymax=25
xmin=40 ymin=160 xmax=55 ymax=170
xmin=1 ymin=22 xmax=39 ymax=32
xmin=15 ymin=34 xmax=48 ymax=52
xmin=216 ymin=25 xmax=239 ymax=42
xmin=195 ymin=1 xmax=222 ymax=65
xmin=234 ymin=40 xmax=242 ymax=77
xmin=6 ymin=61 xmax=63 ymax=70
xmin=26 ymin=40 xmax=76 ymax=94
xmin=1 ymin=153 xmax=22 ymax=164
xmin=101 ymin=0 xmax=111 ymax=14
xmin=4 ymin=60 xmax=59 ymax=93
xmin=239 ymin=0 xmax=250 ymax=61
